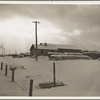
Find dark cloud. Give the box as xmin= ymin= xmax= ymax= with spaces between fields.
xmin=0 ymin=4 xmax=100 ymax=51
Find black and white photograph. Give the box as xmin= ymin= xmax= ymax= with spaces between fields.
xmin=0 ymin=2 xmax=100 ymax=97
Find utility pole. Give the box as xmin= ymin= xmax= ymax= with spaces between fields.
xmin=32 ymin=21 xmax=40 ymax=61
xmin=1 ymin=43 xmax=4 ymax=56
xmin=15 ymin=50 xmax=17 ymax=55
xmin=4 ymin=48 xmax=5 ymax=56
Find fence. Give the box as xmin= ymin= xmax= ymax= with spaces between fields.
xmin=0 ymin=61 xmax=65 ymax=96
xmin=0 ymin=62 xmax=33 ymax=96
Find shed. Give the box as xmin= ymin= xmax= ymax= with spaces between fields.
xmin=30 ymin=43 xmax=82 ymax=56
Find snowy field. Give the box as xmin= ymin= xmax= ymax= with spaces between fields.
xmin=0 ymin=56 xmax=100 ymax=96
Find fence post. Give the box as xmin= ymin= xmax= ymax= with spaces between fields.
xmin=53 ymin=62 xmax=56 ymax=87
xmin=5 ymin=65 xmax=8 ymax=76
xmin=29 ymin=79 xmax=33 ymax=96
xmin=1 ymin=62 xmax=3 ymax=70
xmin=12 ymin=69 xmax=15 ymax=82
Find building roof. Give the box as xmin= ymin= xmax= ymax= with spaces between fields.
xmin=30 ymin=43 xmax=81 ymax=50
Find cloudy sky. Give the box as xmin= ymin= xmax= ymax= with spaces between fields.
xmin=0 ymin=4 xmax=100 ymax=54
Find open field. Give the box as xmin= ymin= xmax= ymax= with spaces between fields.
xmin=0 ymin=56 xmax=100 ymax=96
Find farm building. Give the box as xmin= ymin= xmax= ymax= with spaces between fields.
xmin=30 ymin=43 xmax=82 ymax=57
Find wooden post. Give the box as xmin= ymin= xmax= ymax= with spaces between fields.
xmin=32 ymin=21 xmax=40 ymax=61
xmin=12 ymin=70 xmax=15 ymax=82
xmin=5 ymin=65 xmax=7 ymax=76
xmin=53 ymin=62 xmax=56 ymax=87
xmin=1 ymin=62 xmax=3 ymax=70
xmin=35 ymin=22 xmax=38 ymax=61
xmin=29 ymin=79 xmax=33 ymax=96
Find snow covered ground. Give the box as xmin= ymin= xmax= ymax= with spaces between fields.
xmin=0 ymin=56 xmax=100 ymax=96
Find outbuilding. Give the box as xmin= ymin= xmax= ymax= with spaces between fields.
xmin=30 ymin=43 xmax=82 ymax=57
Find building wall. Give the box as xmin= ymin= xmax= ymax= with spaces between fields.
xmin=30 ymin=48 xmax=81 ymax=56
xmin=38 ymin=49 xmax=57 ymax=56
xmin=30 ymin=49 xmax=35 ymax=57
xmin=58 ymin=49 xmax=81 ymax=53
xmin=30 ymin=49 xmax=58 ymax=56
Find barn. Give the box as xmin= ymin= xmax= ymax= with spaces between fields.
xmin=30 ymin=43 xmax=82 ymax=57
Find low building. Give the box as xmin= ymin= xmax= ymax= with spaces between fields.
xmin=83 ymin=51 xmax=100 ymax=59
xmin=30 ymin=43 xmax=82 ymax=57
